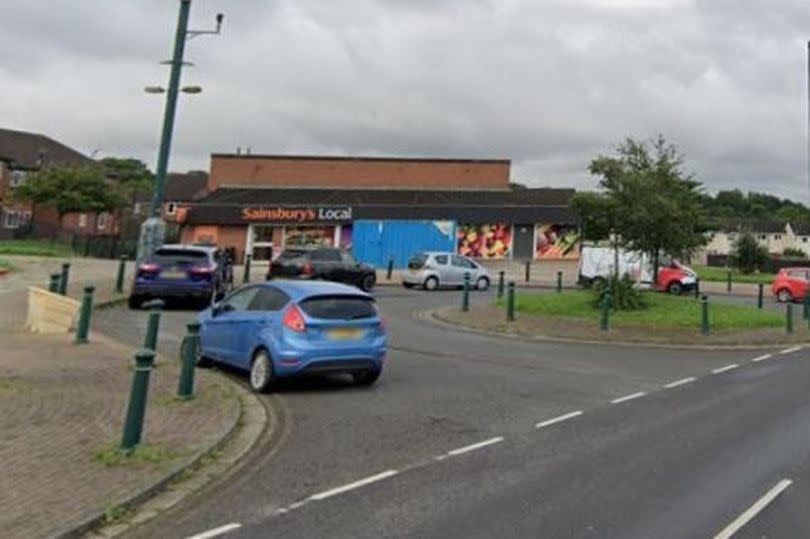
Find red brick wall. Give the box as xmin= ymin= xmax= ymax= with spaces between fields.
xmin=33 ymin=207 xmax=119 ymax=236
xmin=209 ymin=156 xmax=510 ymax=191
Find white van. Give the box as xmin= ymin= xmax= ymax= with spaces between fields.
xmin=578 ymin=246 xmax=697 ymax=294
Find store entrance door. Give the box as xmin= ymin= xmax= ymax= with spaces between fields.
xmin=513 ymin=224 xmax=535 ymax=260
xmin=248 ymin=225 xmax=275 ymax=264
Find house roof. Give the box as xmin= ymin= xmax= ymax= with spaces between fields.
xmin=0 ymin=128 xmax=94 ymax=169
xmin=718 ymin=220 xmax=787 ymax=234
xmin=165 ymin=171 xmax=208 ymax=202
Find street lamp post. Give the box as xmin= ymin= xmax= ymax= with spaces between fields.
xmin=136 ymin=1 xmax=223 ymax=263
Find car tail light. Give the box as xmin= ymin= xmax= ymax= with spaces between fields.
xmin=138 ymin=263 xmax=159 ymax=275
xmin=302 ymin=262 xmax=314 ymax=276
xmin=283 ymin=304 xmax=306 ymax=332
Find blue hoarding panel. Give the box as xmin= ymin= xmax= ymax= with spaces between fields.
xmin=353 ymin=220 xmax=456 ymax=268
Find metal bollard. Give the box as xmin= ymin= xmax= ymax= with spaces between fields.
xmin=74 ymin=285 xmax=95 ymax=344
xmin=804 ymin=295 xmax=809 ymax=321
xmin=757 ymin=283 xmax=764 ymax=310
xmin=121 ymin=349 xmax=156 ymax=452
xmin=462 ymin=272 xmax=470 ymax=312
xmin=525 ymin=261 xmax=531 ymax=283
xmin=243 ymin=254 xmax=252 ymax=284
xmin=497 ymin=271 xmax=505 ymax=299
xmin=58 ymin=262 xmax=71 ymax=296
xmin=115 ymin=255 xmax=127 ymax=294
xmin=177 ymin=322 xmax=201 ymax=400
xmin=506 ymin=281 xmax=516 ymax=322
xmin=694 ymin=278 xmax=700 ymax=299
xmin=387 ymin=258 xmax=394 ymax=280
xmin=143 ymin=300 xmax=164 ymax=351
xmin=700 ymin=294 xmax=709 ymax=336
xmin=787 ymin=303 xmax=794 ymax=335
xmin=726 ymin=271 xmax=732 ymax=293
xmin=557 ymin=271 xmax=563 ymax=293
xmin=49 ymin=272 xmax=61 ymax=293
xmin=600 ymin=292 xmax=612 ymax=331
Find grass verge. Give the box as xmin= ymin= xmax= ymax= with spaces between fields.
xmin=0 ymin=258 xmax=15 ymax=272
xmin=0 ymin=239 xmax=74 ymax=257
xmin=509 ymin=291 xmax=783 ymax=331
xmin=694 ymin=265 xmax=775 ymax=285
xmin=95 ymin=443 xmax=184 ymax=467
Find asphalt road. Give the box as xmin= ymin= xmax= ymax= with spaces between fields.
xmin=93 ymin=285 xmax=810 ymax=539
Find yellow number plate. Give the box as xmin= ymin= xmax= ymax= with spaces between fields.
xmin=162 ymin=270 xmax=186 ymax=279
xmin=327 ymin=328 xmax=363 ymax=340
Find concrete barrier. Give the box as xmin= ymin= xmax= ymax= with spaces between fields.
xmin=26 ymin=286 xmax=80 ymax=334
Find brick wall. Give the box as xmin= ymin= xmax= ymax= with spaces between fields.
xmin=209 ymin=155 xmax=511 ymax=191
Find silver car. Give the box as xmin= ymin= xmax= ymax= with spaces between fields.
xmin=402 ymin=252 xmax=492 ymax=291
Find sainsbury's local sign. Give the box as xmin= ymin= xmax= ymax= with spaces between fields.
xmin=241 ymin=206 xmax=352 ymax=223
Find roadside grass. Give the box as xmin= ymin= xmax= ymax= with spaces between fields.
xmin=0 ymin=239 xmax=73 ymax=258
xmin=509 ymin=290 xmax=783 ymax=331
xmin=694 ymin=265 xmax=775 ymax=285
xmin=95 ymin=443 xmax=184 ymax=468
xmin=0 ymin=258 xmax=15 ymax=272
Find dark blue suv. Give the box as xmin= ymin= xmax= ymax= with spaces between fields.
xmin=129 ymin=244 xmax=233 ymax=309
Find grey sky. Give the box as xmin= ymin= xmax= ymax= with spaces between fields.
xmin=2 ymin=0 xmax=810 ymax=199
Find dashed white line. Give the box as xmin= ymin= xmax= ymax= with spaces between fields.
xmin=780 ymin=346 xmax=802 ymax=355
xmin=309 ymin=470 xmax=399 ymax=501
xmin=186 ymin=523 xmax=242 ymax=539
xmin=447 ymin=436 xmax=505 ymax=456
xmin=752 ymin=353 xmax=773 ymax=363
xmin=535 ymin=410 xmax=583 ymax=429
xmin=712 ymin=364 xmax=739 ymax=375
xmin=611 ymin=392 xmax=646 ymax=404
xmin=664 ymin=377 xmax=696 ymax=389
xmin=712 ymin=479 xmax=793 ymax=539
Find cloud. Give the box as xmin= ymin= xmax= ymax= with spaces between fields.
xmin=2 ymin=0 xmax=810 ymax=200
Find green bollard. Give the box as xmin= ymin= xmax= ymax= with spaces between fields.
xmin=115 ymin=255 xmax=127 ymax=294
xmin=177 ymin=322 xmax=201 ymax=400
xmin=803 ymin=295 xmax=809 ymax=321
xmin=243 ymin=254 xmax=252 ymax=284
xmin=700 ymin=294 xmax=710 ymax=336
xmin=143 ymin=300 xmax=163 ymax=351
xmin=694 ymin=278 xmax=700 ymax=299
xmin=58 ymin=262 xmax=71 ymax=296
xmin=506 ymin=281 xmax=516 ymax=322
xmin=497 ymin=271 xmax=505 ymax=299
xmin=557 ymin=271 xmax=563 ymax=293
xmin=787 ymin=303 xmax=794 ymax=335
xmin=525 ymin=261 xmax=531 ymax=283
xmin=386 ymin=258 xmax=394 ymax=280
xmin=726 ymin=271 xmax=732 ymax=293
xmin=74 ymin=285 xmax=95 ymax=344
xmin=600 ymin=292 xmax=612 ymax=331
xmin=49 ymin=272 xmax=61 ymax=293
xmin=757 ymin=283 xmax=764 ymax=310
xmin=462 ymin=272 xmax=470 ymax=312
xmin=121 ymin=349 xmax=156 ymax=452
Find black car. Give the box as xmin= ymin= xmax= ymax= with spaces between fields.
xmin=129 ymin=244 xmax=233 ymax=309
xmin=267 ymin=247 xmax=376 ymax=291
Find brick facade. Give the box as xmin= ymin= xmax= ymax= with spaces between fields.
xmin=209 ymin=155 xmax=510 ymax=192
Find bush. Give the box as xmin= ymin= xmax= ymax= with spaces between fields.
xmin=731 ymin=232 xmax=769 ymax=274
xmin=782 ymin=247 xmax=807 ymax=259
xmin=592 ymin=274 xmax=647 ymax=311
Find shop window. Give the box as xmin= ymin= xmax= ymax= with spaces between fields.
xmin=536 ymin=224 xmax=581 ymax=259
xmin=285 ymin=226 xmax=335 ymax=248
xmin=3 ymin=210 xmax=20 ymax=229
xmin=457 ymin=223 xmax=512 ymax=259
xmin=311 ymin=249 xmax=341 ymax=262
xmin=78 ymin=214 xmax=88 ymax=228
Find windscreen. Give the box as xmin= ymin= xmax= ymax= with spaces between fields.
xmin=299 ymin=296 xmax=378 ymax=320
xmin=153 ymin=249 xmax=208 ymax=265
xmin=408 ymin=254 xmax=428 ymax=269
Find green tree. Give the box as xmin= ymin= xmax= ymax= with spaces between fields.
xmin=782 ymin=247 xmax=807 ymax=259
xmin=13 ymin=166 xmax=127 ymax=226
xmin=731 ymin=232 xmax=769 ymax=273
xmin=100 ymin=157 xmax=153 ymax=195
xmin=579 ymin=135 xmax=708 ymax=278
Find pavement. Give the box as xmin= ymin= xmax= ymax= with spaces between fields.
xmin=88 ymin=285 xmax=810 ymax=538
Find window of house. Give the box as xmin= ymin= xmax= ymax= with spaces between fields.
xmin=774 ymin=235 xmax=782 ymax=241
xmin=3 ymin=210 xmax=20 ymax=229
xmin=21 ymin=211 xmax=31 ymax=224
xmin=78 ymin=214 xmax=88 ymax=228
xmin=759 ymin=234 xmax=767 ymax=241
xmin=166 ymin=202 xmax=177 ymax=215
xmin=97 ymin=212 xmax=109 ymax=230
xmin=9 ymin=170 xmax=27 ymax=187
xmin=803 ymin=238 xmax=808 ymax=243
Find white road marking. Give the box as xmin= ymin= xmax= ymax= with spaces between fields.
xmin=664 ymin=377 xmax=696 ymax=389
xmin=712 ymin=479 xmax=793 ymax=539
xmin=712 ymin=364 xmax=739 ymax=374
xmin=186 ymin=523 xmax=242 ymax=539
xmin=447 ymin=436 xmax=505 ymax=456
xmin=287 ymin=501 xmax=306 ymax=510
xmin=611 ymin=392 xmax=646 ymax=404
xmin=780 ymin=346 xmax=802 ymax=355
xmin=535 ymin=410 xmax=583 ymax=429
xmin=752 ymin=354 xmax=773 ymax=363
xmin=309 ymin=470 xmax=399 ymax=501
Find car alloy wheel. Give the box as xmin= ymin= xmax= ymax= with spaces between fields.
xmin=667 ymin=282 xmax=683 ymax=295
xmin=777 ymin=289 xmax=792 ymax=303
xmin=250 ymin=350 xmax=274 ymax=393
xmin=362 ymin=274 xmax=376 ymax=291
xmin=476 ymin=277 xmax=490 ymax=291
xmin=424 ymin=276 xmax=439 ymax=291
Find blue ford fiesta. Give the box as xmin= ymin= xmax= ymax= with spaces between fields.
xmin=197 ymin=280 xmax=387 ymax=392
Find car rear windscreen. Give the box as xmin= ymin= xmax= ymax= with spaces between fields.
xmin=408 ymin=254 xmax=428 ymax=269
xmin=299 ymin=296 xmax=378 ymax=320
xmin=154 ymin=249 xmax=208 ymax=265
